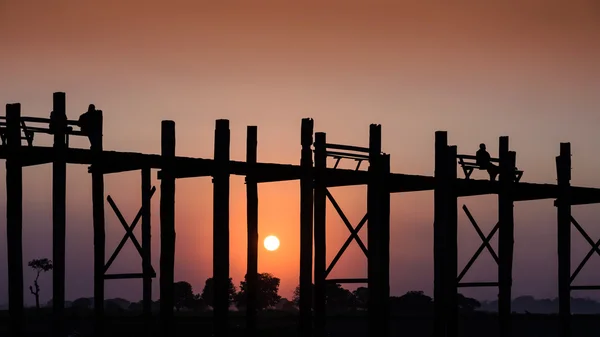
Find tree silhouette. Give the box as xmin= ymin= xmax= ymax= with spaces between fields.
xmin=458 ymin=293 xmax=481 ymax=312
xmin=353 ymin=287 xmax=368 ymax=309
xmin=27 ymin=258 xmax=53 ymax=309
xmin=292 ymin=283 xmax=355 ymax=310
xmin=292 ymin=283 xmax=314 ymax=307
xmin=236 ymin=273 xmax=281 ymax=310
xmin=71 ymin=297 xmax=92 ymax=310
xmin=200 ymin=277 xmax=237 ymax=308
xmin=325 ymin=283 xmax=356 ymax=310
xmin=390 ymin=291 xmax=433 ymax=315
xmin=173 ymin=281 xmax=195 ymax=311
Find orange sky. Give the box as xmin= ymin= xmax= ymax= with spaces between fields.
xmin=1 ymin=0 xmax=600 ymax=306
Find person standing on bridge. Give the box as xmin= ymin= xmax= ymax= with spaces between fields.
xmin=78 ymin=104 xmax=102 ymax=150
xmin=476 ymin=143 xmax=499 ymax=181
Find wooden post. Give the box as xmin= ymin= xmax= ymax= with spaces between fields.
xmin=90 ymin=109 xmax=105 ymax=337
xmin=557 ymin=143 xmax=571 ymax=337
xmin=6 ymin=103 xmax=23 ymax=337
xmin=367 ymin=124 xmax=382 ymax=337
xmin=51 ymin=92 xmax=67 ymax=337
xmin=379 ymin=153 xmax=391 ymax=337
xmin=141 ymin=167 xmax=152 ymax=318
xmin=160 ymin=120 xmax=176 ymax=336
xmin=313 ymin=132 xmax=327 ymax=336
xmin=213 ymin=119 xmax=231 ymax=337
xmin=245 ymin=126 xmax=258 ymax=335
xmin=498 ymin=137 xmax=515 ymax=337
xmin=299 ymin=118 xmax=314 ymax=337
xmin=446 ymin=145 xmax=459 ymax=337
xmin=433 ymin=131 xmax=449 ymax=337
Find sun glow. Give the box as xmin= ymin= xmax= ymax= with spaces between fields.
xmin=264 ymin=235 xmax=280 ymax=251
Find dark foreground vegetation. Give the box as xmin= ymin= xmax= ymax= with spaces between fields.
xmin=5 ymin=267 xmax=600 ymax=336
xmin=1 ymin=309 xmax=600 ymax=337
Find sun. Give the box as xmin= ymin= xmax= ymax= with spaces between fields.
xmin=264 ymin=235 xmax=280 ymax=251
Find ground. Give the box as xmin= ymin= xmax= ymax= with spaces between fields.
xmin=1 ymin=310 xmax=599 ymax=336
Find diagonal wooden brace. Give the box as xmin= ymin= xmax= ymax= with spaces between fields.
xmin=570 ymin=216 xmax=600 ymax=283
xmin=457 ymin=205 xmax=500 ymax=282
xmin=325 ymin=213 xmax=368 ymax=278
xmin=325 ymin=189 xmax=368 ymax=254
xmin=104 ymin=186 xmax=157 ymax=274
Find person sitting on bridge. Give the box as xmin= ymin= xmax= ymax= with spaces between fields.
xmin=78 ymin=104 xmax=102 ymax=149
xmin=476 ymin=143 xmax=499 ymax=181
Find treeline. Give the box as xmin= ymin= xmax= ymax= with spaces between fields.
xmin=58 ymin=272 xmax=483 ymax=315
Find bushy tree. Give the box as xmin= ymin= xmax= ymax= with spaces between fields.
xmin=28 ymin=258 xmax=53 ymax=309
xmin=353 ymin=287 xmax=368 ymax=309
xmin=173 ymin=281 xmax=195 ymax=311
xmin=236 ymin=273 xmax=281 ymax=310
xmin=200 ymin=277 xmax=237 ymax=308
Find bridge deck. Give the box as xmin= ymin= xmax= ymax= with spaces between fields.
xmin=1 ymin=146 xmax=599 ymax=206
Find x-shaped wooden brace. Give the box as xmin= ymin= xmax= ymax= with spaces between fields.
xmin=324 ymin=188 xmax=368 ymax=278
xmin=570 ymin=216 xmax=600 ymax=283
xmin=104 ymin=186 xmax=157 ymax=275
xmin=457 ymin=205 xmax=500 ymax=282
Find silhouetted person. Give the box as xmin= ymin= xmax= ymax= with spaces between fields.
xmin=78 ymin=104 xmax=102 ymax=149
xmin=49 ymin=109 xmax=66 ymax=134
xmin=476 ymin=143 xmax=499 ymax=181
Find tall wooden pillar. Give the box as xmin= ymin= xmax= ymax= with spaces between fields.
xmin=557 ymin=143 xmax=572 ymax=337
xmin=90 ymin=109 xmax=105 ymax=337
xmin=313 ymin=132 xmax=327 ymax=336
xmin=498 ymin=136 xmax=515 ymax=337
xmin=433 ymin=131 xmax=449 ymax=337
xmin=299 ymin=118 xmax=314 ymax=337
xmin=245 ymin=126 xmax=258 ymax=335
xmin=379 ymin=153 xmax=391 ymax=337
xmin=160 ymin=120 xmax=176 ymax=336
xmin=367 ymin=124 xmax=383 ymax=337
xmin=6 ymin=103 xmax=23 ymax=337
xmin=141 ymin=167 xmax=152 ymax=318
xmin=51 ymin=92 xmax=67 ymax=337
xmin=213 ymin=119 xmax=231 ymax=337
xmin=446 ymin=145 xmax=459 ymax=337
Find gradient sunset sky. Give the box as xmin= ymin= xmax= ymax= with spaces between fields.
xmin=1 ymin=0 xmax=600 ymax=307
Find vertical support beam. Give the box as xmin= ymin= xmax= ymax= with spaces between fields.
xmin=213 ymin=119 xmax=231 ymax=337
xmin=245 ymin=126 xmax=258 ymax=335
xmin=498 ymin=137 xmax=515 ymax=337
xmin=557 ymin=143 xmax=571 ymax=337
xmin=90 ymin=109 xmax=105 ymax=337
xmin=141 ymin=167 xmax=152 ymax=318
xmin=6 ymin=103 xmax=23 ymax=337
xmin=446 ymin=145 xmax=459 ymax=337
xmin=51 ymin=92 xmax=67 ymax=337
xmin=299 ymin=118 xmax=314 ymax=337
xmin=433 ymin=131 xmax=449 ymax=337
xmin=160 ymin=120 xmax=176 ymax=336
xmin=313 ymin=132 xmax=327 ymax=336
xmin=379 ymin=153 xmax=391 ymax=337
xmin=367 ymin=124 xmax=383 ymax=337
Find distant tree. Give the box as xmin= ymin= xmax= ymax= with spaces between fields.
xmin=71 ymin=297 xmax=92 ymax=310
xmin=27 ymin=258 xmax=53 ymax=309
xmin=173 ymin=281 xmax=195 ymax=311
xmin=457 ymin=293 xmax=481 ymax=312
xmin=352 ymin=287 xmax=368 ymax=309
xmin=236 ymin=273 xmax=282 ymax=310
xmin=325 ymin=283 xmax=356 ymax=311
xmin=292 ymin=283 xmax=315 ymax=307
xmin=391 ymin=291 xmax=433 ymax=314
xmin=292 ymin=283 xmax=355 ymax=310
xmin=191 ymin=293 xmax=209 ymax=312
xmin=200 ymin=277 xmax=237 ymax=308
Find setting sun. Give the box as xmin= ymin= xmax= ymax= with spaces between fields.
xmin=264 ymin=235 xmax=280 ymax=251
